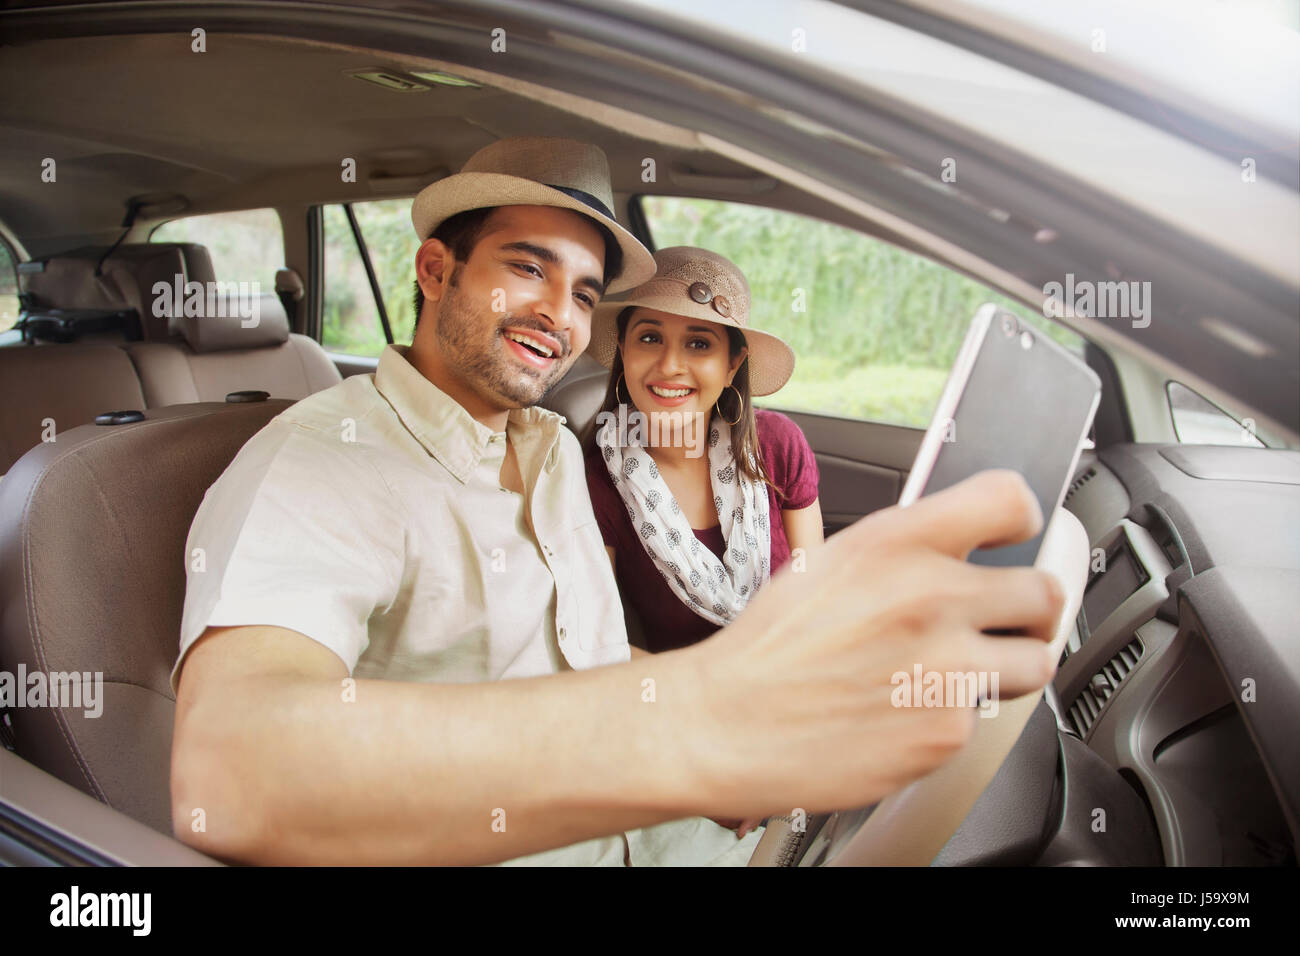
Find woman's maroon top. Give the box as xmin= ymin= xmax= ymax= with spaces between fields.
xmin=585 ymin=409 xmax=820 ymax=652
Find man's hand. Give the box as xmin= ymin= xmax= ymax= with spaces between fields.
xmin=681 ymin=469 xmax=1064 ymax=820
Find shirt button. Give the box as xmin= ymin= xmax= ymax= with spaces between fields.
xmin=558 ymin=626 xmax=568 ymax=641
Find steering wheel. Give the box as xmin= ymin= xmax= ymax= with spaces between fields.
xmin=747 ymin=507 xmax=1090 ymax=866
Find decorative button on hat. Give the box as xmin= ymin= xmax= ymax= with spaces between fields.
xmin=589 ymin=246 xmax=796 ymax=396
xmin=409 ymin=137 xmax=656 ymax=293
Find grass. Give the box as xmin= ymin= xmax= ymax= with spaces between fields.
xmin=755 ymin=356 xmax=948 ymax=427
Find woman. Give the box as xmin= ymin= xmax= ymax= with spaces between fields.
xmin=583 ymin=246 xmax=824 ymax=655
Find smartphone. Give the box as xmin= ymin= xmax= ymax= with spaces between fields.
xmin=899 ymin=304 xmax=1101 ymax=567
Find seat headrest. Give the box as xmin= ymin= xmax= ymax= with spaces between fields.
xmin=274 ymin=267 xmax=305 ymax=301
xmin=177 ymin=292 xmax=290 ymax=352
xmin=20 ymin=243 xmax=218 ymax=340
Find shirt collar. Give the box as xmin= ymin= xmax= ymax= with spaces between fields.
xmin=374 ymin=344 xmax=566 ymax=483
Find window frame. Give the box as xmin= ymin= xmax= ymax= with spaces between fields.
xmin=315 ymin=200 xmax=419 ymax=360
xmin=0 ymin=231 xmax=22 ymax=334
xmin=1166 ymin=379 xmax=1269 ymax=449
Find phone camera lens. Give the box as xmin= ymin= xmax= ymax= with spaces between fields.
xmin=1000 ymin=314 xmax=1017 ymax=337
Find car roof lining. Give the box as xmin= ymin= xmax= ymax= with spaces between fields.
xmin=0 ymin=32 xmax=902 ymax=251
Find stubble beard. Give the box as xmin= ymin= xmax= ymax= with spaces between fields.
xmin=434 ymin=267 xmax=572 ymax=408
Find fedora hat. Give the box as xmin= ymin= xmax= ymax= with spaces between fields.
xmin=588 ymin=246 xmax=796 ymax=396
xmin=410 ymin=137 xmax=656 ymax=293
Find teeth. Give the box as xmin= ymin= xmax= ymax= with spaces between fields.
xmin=650 ymin=385 xmax=693 ymax=398
xmin=505 ymin=331 xmax=553 ymax=357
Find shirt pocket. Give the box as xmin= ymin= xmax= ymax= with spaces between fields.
xmin=563 ymin=519 xmax=630 ymax=664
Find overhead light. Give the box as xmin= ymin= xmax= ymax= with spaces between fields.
xmin=409 ymin=70 xmax=481 ymax=88
xmin=347 ymin=70 xmax=431 ymax=92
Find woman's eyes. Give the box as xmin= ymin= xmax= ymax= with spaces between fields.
xmin=636 ymin=332 xmax=711 ymax=350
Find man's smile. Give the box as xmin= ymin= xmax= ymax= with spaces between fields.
xmin=501 ymin=326 xmax=565 ymax=372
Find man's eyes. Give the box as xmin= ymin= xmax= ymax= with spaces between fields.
xmin=510 ymin=261 xmax=596 ymax=308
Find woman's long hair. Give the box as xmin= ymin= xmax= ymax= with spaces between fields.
xmin=582 ymin=307 xmax=781 ymax=500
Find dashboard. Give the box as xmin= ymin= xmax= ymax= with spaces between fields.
xmin=939 ymin=442 xmax=1300 ymax=866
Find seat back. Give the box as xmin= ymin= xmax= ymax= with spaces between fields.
xmin=0 ymin=398 xmax=291 ymax=835
xmin=0 ymin=343 xmax=148 ymax=474
xmin=20 ymin=243 xmax=217 ymax=341
xmin=540 ymin=353 xmax=610 ymax=440
xmin=126 ymin=294 xmax=342 ymax=405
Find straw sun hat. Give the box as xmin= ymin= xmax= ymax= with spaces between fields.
xmin=587 ymin=246 xmax=796 ymax=396
xmin=410 ymin=137 xmax=656 ymax=294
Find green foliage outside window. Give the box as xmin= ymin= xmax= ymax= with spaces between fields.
xmin=640 ymin=196 xmax=1084 ymax=428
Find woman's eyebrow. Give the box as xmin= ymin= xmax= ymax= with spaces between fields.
xmin=631 ymin=319 xmax=719 ymax=337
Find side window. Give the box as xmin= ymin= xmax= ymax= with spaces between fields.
xmin=151 ymin=209 xmax=284 ymax=286
xmin=322 ymin=200 xmax=419 ymax=357
xmin=1167 ymin=381 xmax=1265 ymax=447
xmin=0 ymin=237 xmax=18 ymax=331
xmin=638 ymin=197 xmax=1085 ymax=429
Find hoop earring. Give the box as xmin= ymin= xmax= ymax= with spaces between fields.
xmin=614 ymin=372 xmax=629 ymax=405
xmin=717 ymin=384 xmax=743 ymax=427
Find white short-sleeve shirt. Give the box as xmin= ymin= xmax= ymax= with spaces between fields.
xmin=174 ymin=344 xmax=630 ymax=691
xmin=172 ymin=344 xmax=756 ymax=866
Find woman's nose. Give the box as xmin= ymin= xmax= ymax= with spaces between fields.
xmin=656 ymin=343 xmax=687 ymax=375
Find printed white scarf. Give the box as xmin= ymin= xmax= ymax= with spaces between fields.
xmin=597 ymin=412 xmax=770 ymax=626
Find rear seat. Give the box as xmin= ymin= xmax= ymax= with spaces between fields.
xmin=20 ymin=242 xmax=212 ymax=340
xmin=0 ymin=242 xmax=342 ymax=475
xmin=539 ymin=352 xmax=610 ymax=439
xmin=127 ymin=294 xmax=341 ymax=405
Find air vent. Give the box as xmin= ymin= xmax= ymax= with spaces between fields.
xmin=1067 ymin=635 xmax=1145 ymax=738
xmin=1064 ymin=467 xmax=1097 ymax=505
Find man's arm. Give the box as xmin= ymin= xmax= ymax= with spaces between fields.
xmin=172 ymin=470 xmax=1063 ymax=866
xmin=172 ymin=623 xmax=690 ymax=864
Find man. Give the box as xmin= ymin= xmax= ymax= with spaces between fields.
xmin=170 ymin=137 xmax=1065 ymax=866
